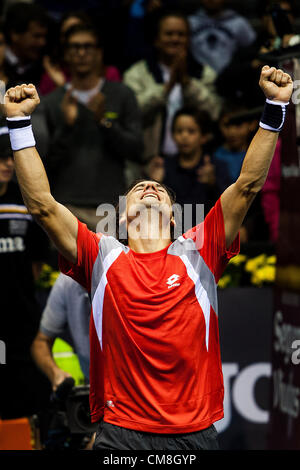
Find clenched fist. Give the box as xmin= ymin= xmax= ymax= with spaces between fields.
xmin=259 ymin=65 xmax=293 ymax=103
xmin=4 ymin=84 xmax=40 ymax=118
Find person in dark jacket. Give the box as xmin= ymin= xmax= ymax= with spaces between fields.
xmin=3 ymin=2 xmax=49 ymax=89
xmin=33 ymin=23 xmax=144 ymax=230
xmin=124 ymin=10 xmax=221 ymax=163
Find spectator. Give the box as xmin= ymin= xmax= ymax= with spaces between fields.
xmin=215 ymin=0 xmax=296 ymax=107
xmin=213 ymin=104 xmax=258 ymax=185
xmin=123 ymin=10 xmax=221 ymax=164
xmin=0 ymin=125 xmax=51 ymax=420
xmin=31 ymin=272 xmax=95 ymax=450
xmin=119 ymin=0 xmax=182 ymax=71
xmin=213 ymin=104 xmax=269 ymax=244
xmin=147 ymin=107 xmax=228 ymax=225
xmin=31 ymin=273 xmax=91 ymax=388
xmin=3 ymin=2 xmax=49 ymax=88
xmin=34 ymin=23 xmax=144 ymax=230
xmin=188 ymin=0 xmax=256 ymax=74
xmin=39 ymin=10 xmax=121 ymax=96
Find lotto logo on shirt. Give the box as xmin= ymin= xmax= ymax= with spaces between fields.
xmin=166 ymin=274 xmax=181 ymax=289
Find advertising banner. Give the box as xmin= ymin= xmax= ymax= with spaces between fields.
xmin=217 ymin=287 xmax=273 ymax=450
xmin=268 ymin=58 xmax=300 ymax=449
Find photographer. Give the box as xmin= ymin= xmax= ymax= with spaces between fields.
xmin=31 ymin=273 xmax=90 ymax=388
xmin=31 ymin=273 xmax=94 ymax=449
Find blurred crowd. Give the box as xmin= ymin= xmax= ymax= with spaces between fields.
xmin=1 ymin=0 xmax=299 ymax=243
xmin=0 ymin=0 xmax=300 ymax=448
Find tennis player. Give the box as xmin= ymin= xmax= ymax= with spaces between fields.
xmin=4 ymin=65 xmax=293 ymax=450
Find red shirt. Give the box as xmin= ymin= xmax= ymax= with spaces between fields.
xmin=59 ymin=198 xmax=239 ymax=433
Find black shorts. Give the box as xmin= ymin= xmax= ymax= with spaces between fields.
xmin=93 ymin=421 xmax=219 ymax=451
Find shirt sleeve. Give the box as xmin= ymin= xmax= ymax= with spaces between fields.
xmin=58 ymin=219 xmax=101 ymax=293
xmin=39 ymin=273 xmax=68 ymax=337
xmin=183 ymin=198 xmax=240 ymax=283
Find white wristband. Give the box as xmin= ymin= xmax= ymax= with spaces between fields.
xmin=6 ymin=116 xmax=36 ymax=151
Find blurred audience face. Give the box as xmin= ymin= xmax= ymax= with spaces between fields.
xmin=172 ymin=115 xmax=206 ymax=157
xmin=65 ymin=31 xmax=102 ymax=76
xmin=0 ymin=155 xmax=14 ymax=184
xmin=11 ymin=20 xmax=47 ymax=62
xmin=219 ymin=114 xmax=257 ymax=152
xmin=155 ymin=16 xmax=189 ymax=62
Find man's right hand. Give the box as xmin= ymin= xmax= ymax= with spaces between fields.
xmin=4 ymin=84 xmax=40 ymax=117
xmin=52 ymin=368 xmax=73 ymax=392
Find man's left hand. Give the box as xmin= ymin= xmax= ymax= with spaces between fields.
xmin=259 ymin=65 xmax=293 ymax=102
xmin=88 ymin=92 xmax=106 ymax=122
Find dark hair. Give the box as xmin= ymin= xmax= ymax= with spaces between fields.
xmin=64 ymin=22 xmax=102 ymax=48
xmin=219 ymin=101 xmax=261 ymax=125
xmin=171 ymin=106 xmax=213 ymax=135
xmin=59 ymin=10 xmax=93 ymax=33
xmin=4 ymin=2 xmax=48 ymax=43
xmin=115 ymin=178 xmax=177 ymax=245
xmin=154 ymin=9 xmax=190 ymax=40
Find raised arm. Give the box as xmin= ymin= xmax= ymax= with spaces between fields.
xmin=220 ymin=66 xmax=293 ymax=248
xmin=4 ymin=84 xmax=78 ymax=263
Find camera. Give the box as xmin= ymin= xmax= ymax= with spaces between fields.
xmin=65 ymin=384 xmax=97 ymax=434
xmin=41 ymin=377 xmax=97 ymax=449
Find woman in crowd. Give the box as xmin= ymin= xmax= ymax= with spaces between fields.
xmin=124 ymin=10 xmax=222 ymax=163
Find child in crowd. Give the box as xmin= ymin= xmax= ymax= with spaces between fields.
xmin=213 ymin=104 xmax=258 ymax=185
xmin=147 ymin=106 xmax=229 ymax=227
xmin=213 ymin=104 xmax=270 ymax=243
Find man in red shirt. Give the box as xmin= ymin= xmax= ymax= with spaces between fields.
xmin=4 ymin=65 xmax=293 ymax=450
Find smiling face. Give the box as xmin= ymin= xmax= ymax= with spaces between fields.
xmin=127 ymin=180 xmax=172 ymax=208
xmin=155 ymin=15 xmax=189 ymax=62
xmin=121 ymin=180 xmax=175 ymax=242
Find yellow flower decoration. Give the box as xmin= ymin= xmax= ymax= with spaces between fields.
xmin=228 ymin=254 xmax=247 ymax=266
xmin=218 ymin=274 xmax=232 ymax=289
xmin=245 ymin=254 xmax=267 ymax=273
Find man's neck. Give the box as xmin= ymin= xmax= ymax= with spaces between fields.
xmin=128 ymin=237 xmax=171 ymax=254
xmin=71 ymin=72 xmax=102 ymax=91
xmin=127 ymin=210 xmax=172 ymax=253
xmin=0 ymin=182 xmax=8 ymax=197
